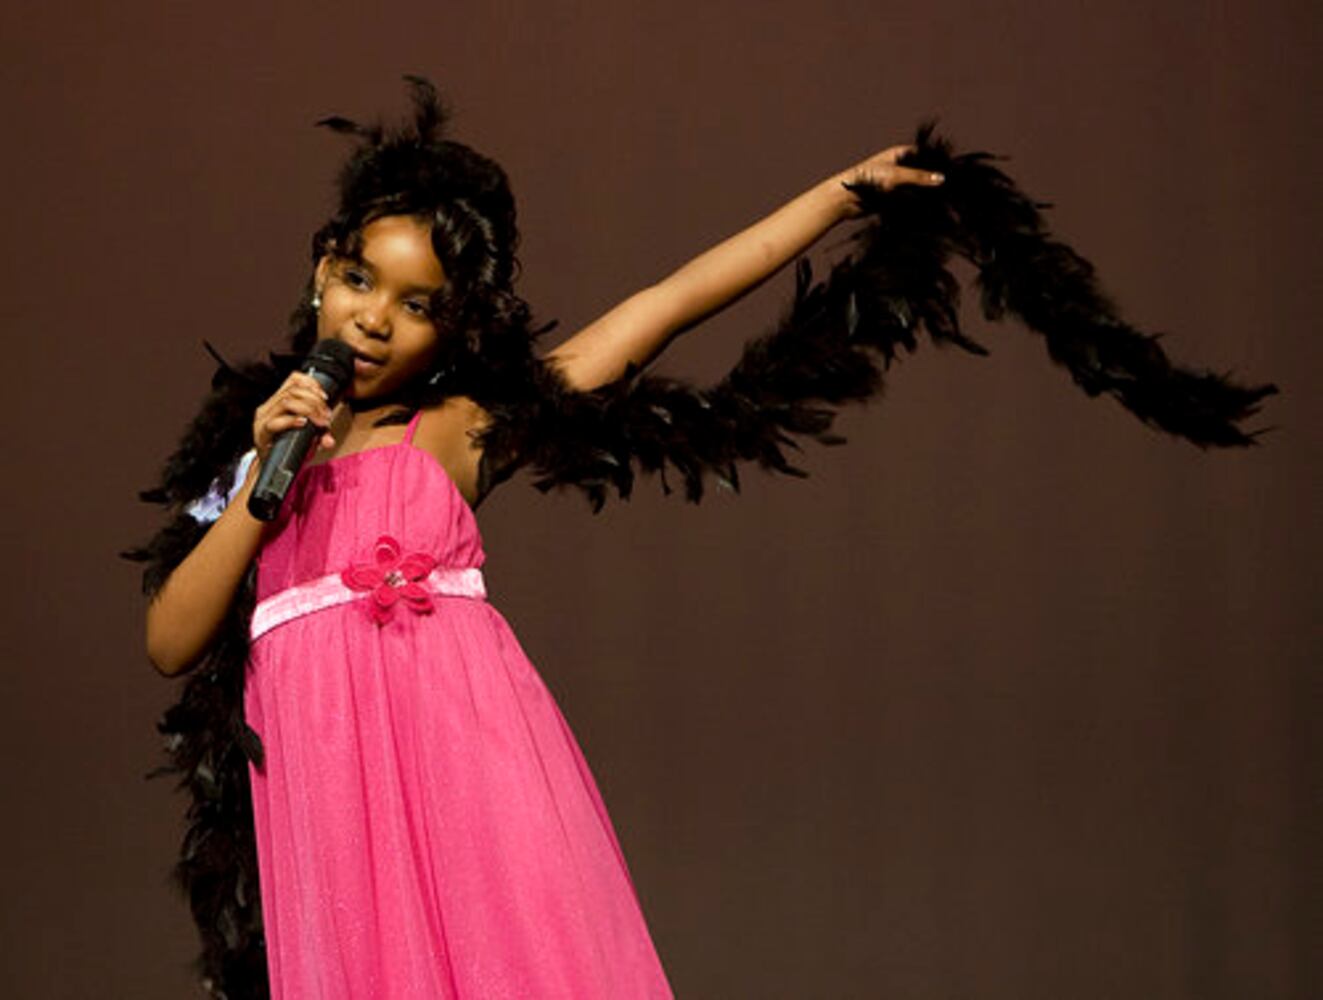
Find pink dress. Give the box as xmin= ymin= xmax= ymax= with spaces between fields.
xmin=244 ymin=411 xmax=673 ymax=999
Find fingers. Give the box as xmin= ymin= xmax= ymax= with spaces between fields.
xmin=265 ymin=413 xmax=320 ymax=435
xmin=894 ymin=166 xmax=945 ymax=186
xmin=879 ymin=144 xmax=918 ymax=164
xmin=847 ymin=165 xmax=944 ymax=195
xmin=280 ymin=372 xmax=330 ymax=402
xmin=289 ymin=389 xmax=334 ymax=425
xmin=253 ymin=373 xmax=337 ymax=455
xmin=277 ymin=374 xmax=334 ymax=425
xmin=849 ymin=146 xmax=944 ymax=193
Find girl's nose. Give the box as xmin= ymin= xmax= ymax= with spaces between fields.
xmin=356 ymin=299 xmax=390 ymax=337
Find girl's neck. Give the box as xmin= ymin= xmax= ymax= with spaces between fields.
xmin=346 ymin=389 xmax=414 ymax=419
xmin=324 ymin=403 xmax=411 ymax=454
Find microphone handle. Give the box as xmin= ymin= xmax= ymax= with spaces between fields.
xmin=247 ymin=366 xmax=345 ymax=522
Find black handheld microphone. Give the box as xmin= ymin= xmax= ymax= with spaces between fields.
xmin=248 ymin=339 xmax=356 ymax=522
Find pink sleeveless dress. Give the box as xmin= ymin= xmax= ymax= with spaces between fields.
xmin=244 ymin=411 xmax=673 ymax=999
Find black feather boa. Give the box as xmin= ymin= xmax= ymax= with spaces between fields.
xmin=126 ymin=124 xmax=1276 ymax=997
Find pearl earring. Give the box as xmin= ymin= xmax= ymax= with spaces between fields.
xmin=311 ymin=289 xmax=323 ymax=310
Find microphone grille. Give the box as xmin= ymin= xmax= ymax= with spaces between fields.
xmin=305 ymin=339 xmax=356 ymax=389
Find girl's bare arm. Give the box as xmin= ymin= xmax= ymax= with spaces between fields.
xmin=544 ymin=145 xmax=943 ymax=392
xmin=145 ymin=460 xmax=267 ymax=676
xmin=146 ymin=372 xmax=335 ymax=677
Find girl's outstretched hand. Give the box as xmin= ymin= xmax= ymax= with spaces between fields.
xmin=834 ymin=144 xmax=945 ymax=218
xmin=253 ymin=372 xmax=337 ymax=460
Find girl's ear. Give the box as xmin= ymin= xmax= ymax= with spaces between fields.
xmin=314 ymin=256 xmax=332 ymax=292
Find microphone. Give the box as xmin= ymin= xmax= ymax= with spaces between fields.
xmin=248 ymin=339 xmax=356 ymax=521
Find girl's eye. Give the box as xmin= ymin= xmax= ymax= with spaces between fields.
xmin=342 ymin=268 xmax=370 ymax=289
xmin=402 ymin=299 xmax=432 ymax=319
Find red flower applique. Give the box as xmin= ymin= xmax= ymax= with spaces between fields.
xmin=341 ymin=535 xmax=437 ymax=625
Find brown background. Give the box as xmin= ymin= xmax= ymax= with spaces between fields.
xmin=1 ymin=1 xmax=1317 ymax=997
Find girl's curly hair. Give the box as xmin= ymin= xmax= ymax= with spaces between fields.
xmin=283 ymin=75 xmax=543 ymax=421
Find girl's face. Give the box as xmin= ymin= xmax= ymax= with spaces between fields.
xmin=314 ymin=214 xmax=448 ymax=400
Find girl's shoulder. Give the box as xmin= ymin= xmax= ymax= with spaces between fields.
xmin=412 ymin=396 xmax=490 ymax=505
xmin=415 ymin=395 xmax=490 ymax=440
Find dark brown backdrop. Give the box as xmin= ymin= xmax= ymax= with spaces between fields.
xmin=1 ymin=1 xmax=1317 ymax=997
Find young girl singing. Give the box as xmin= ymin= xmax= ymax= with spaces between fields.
xmin=133 ymin=78 xmax=1273 ymax=999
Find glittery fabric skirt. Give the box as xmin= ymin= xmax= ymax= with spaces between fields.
xmin=243 ymin=587 xmax=674 ymax=998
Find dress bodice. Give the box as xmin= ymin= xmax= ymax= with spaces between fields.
xmin=255 ymin=440 xmax=485 ymax=602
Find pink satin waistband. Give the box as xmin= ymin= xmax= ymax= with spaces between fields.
xmin=251 ymin=566 xmax=487 ymax=641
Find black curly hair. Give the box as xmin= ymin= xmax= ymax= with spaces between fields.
xmin=284 ymin=75 xmax=542 ymax=422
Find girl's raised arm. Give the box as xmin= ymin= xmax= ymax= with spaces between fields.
xmin=543 ymin=145 xmax=944 ymax=392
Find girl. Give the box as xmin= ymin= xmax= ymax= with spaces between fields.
xmin=133 ymin=78 xmax=1273 ymax=999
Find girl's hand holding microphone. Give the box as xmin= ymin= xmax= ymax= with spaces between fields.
xmin=248 ymin=340 xmax=355 ymax=521
xmin=253 ymin=372 xmax=338 ymax=462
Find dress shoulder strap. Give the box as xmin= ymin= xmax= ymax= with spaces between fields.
xmin=403 ymin=408 xmax=426 ymax=445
